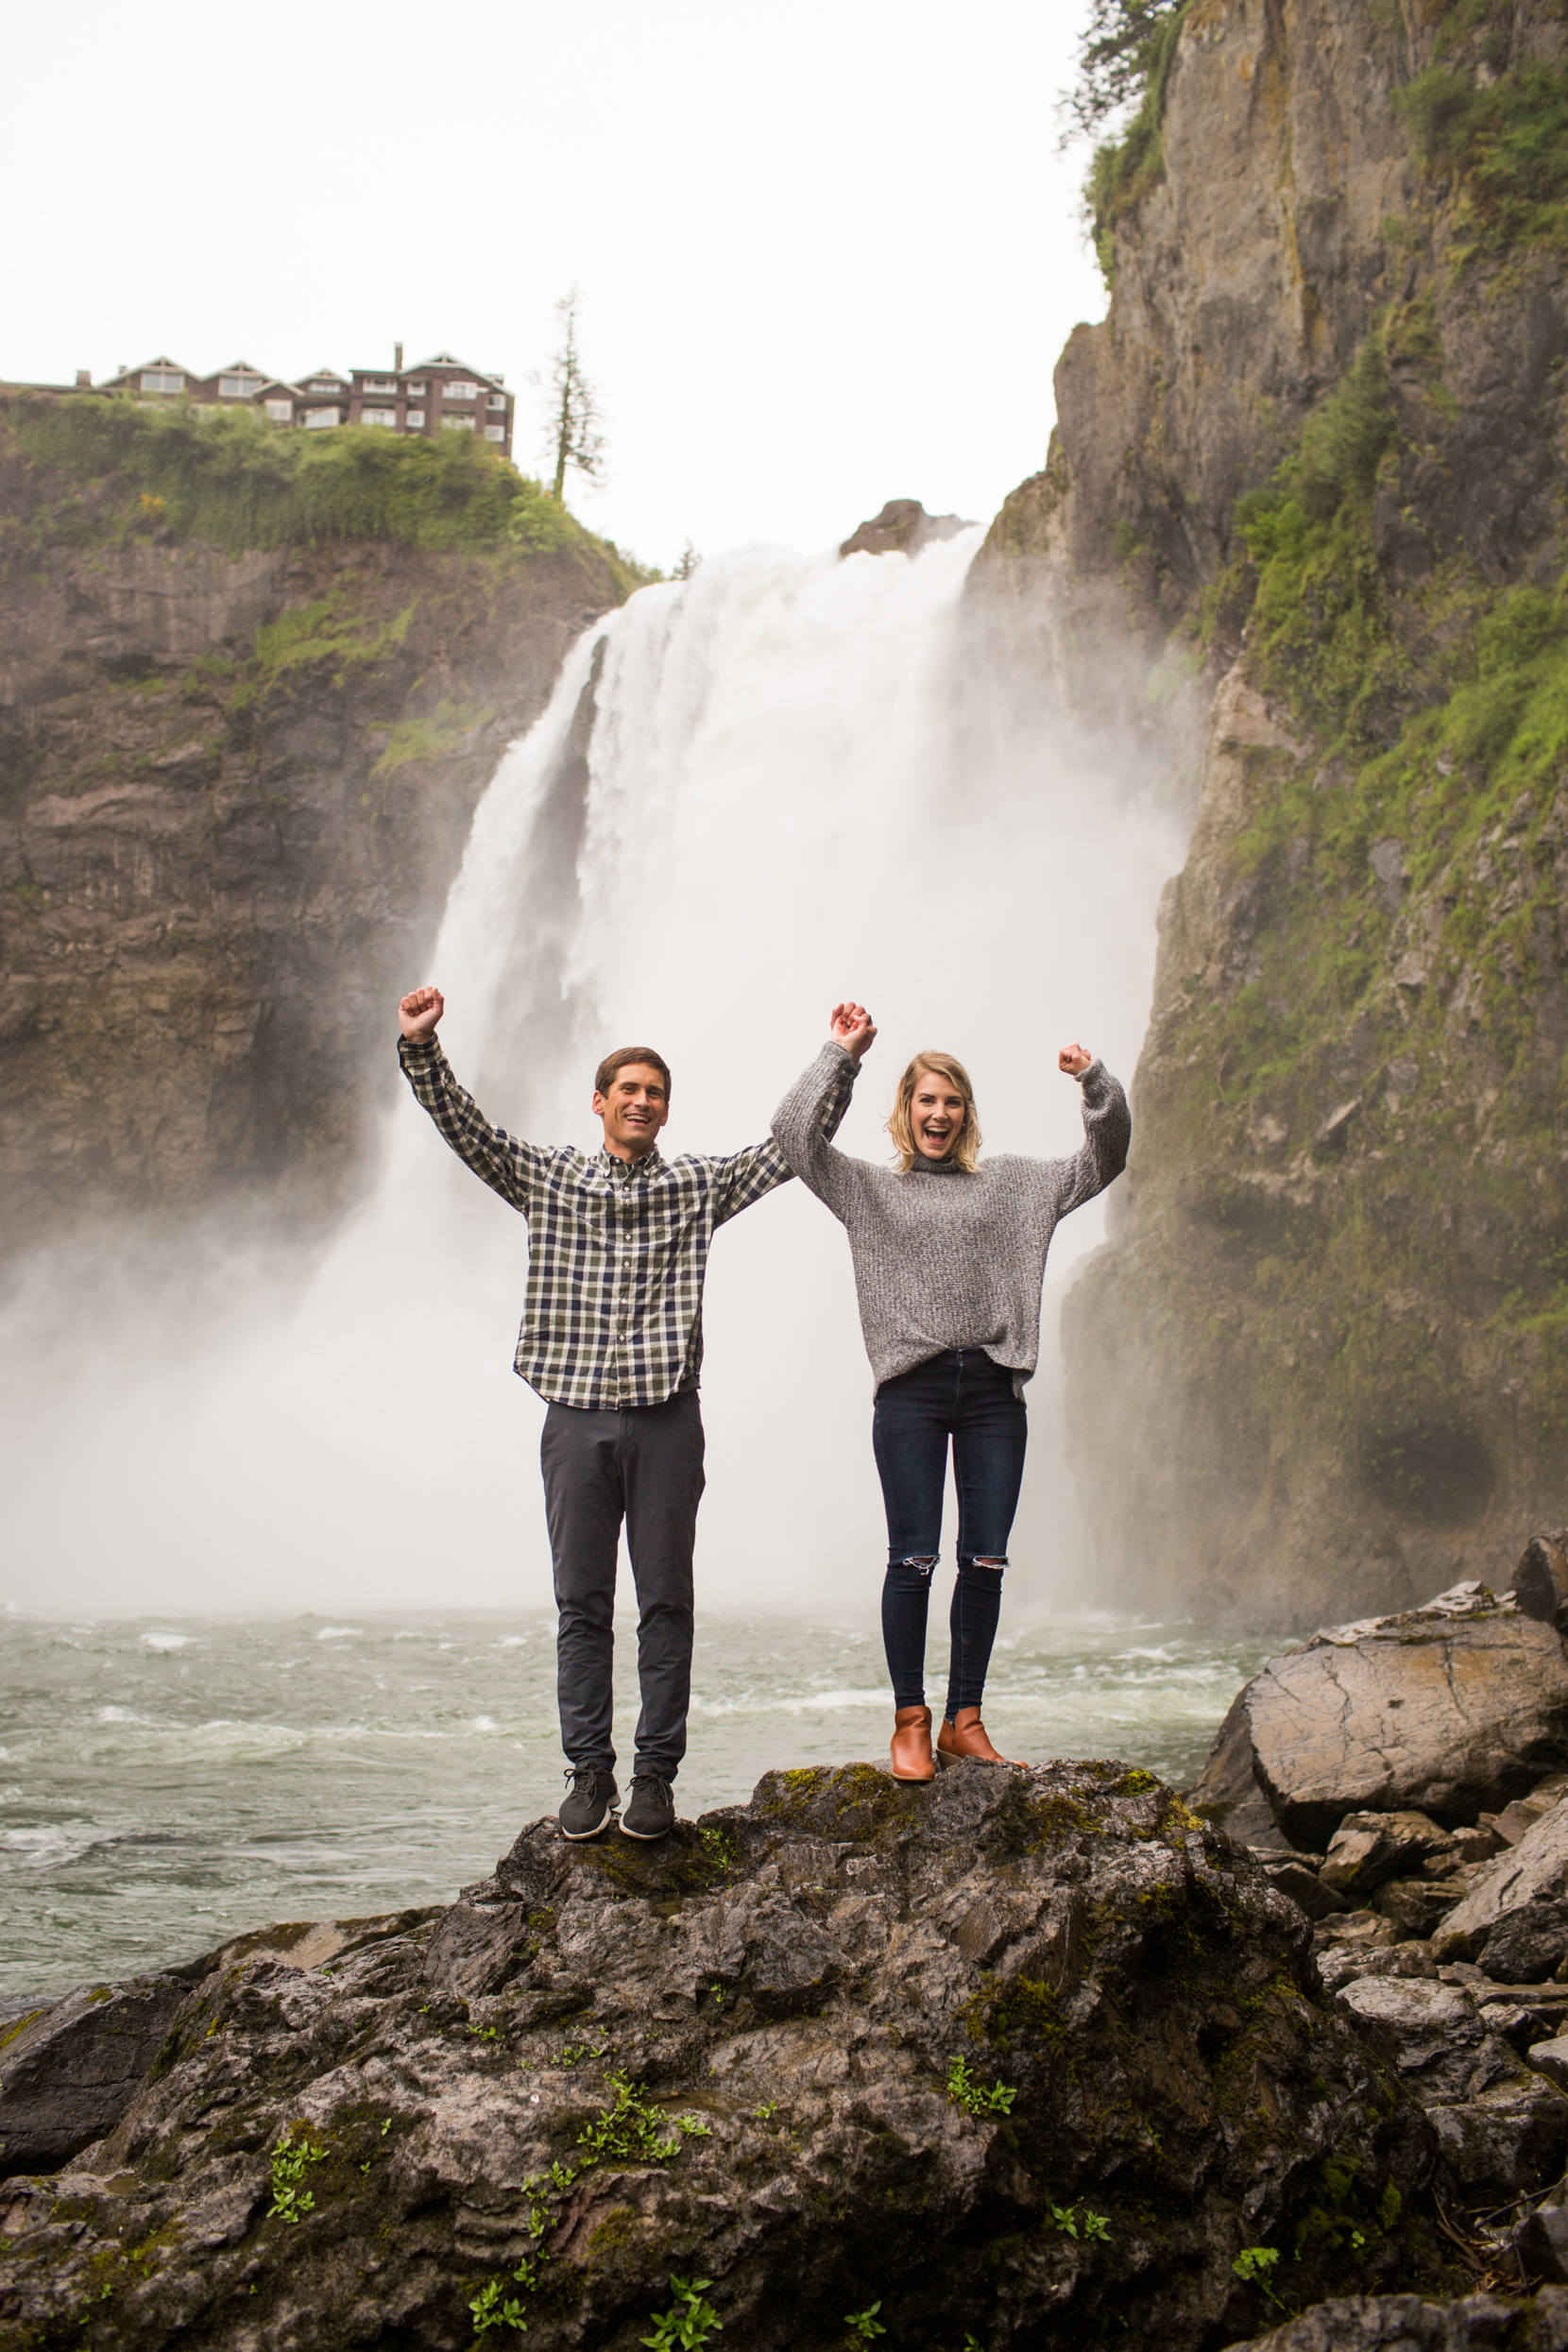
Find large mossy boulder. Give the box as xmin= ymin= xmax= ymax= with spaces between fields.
xmin=0 ymin=1762 xmax=1441 ymax=2350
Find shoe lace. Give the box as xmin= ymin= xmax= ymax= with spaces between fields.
xmin=564 ymin=1764 xmax=607 ymax=1793
xmin=628 ymin=1771 xmax=669 ymax=1794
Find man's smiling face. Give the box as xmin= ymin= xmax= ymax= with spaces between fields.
xmin=593 ymin=1064 xmax=670 ymax=1163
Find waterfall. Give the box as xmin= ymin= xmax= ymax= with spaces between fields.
xmin=3 ymin=534 xmax=1185 ymax=1616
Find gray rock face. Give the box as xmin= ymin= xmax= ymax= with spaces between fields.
xmin=1190 ymin=1585 xmax=1568 ymax=1849
xmin=1449 ymin=1800 xmax=1568 ymax=1942
xmin=1479 ymin=1902 xmax=1568 ymax=1986
xmin=0 ymin=1977 xmax=184 ymax=2177
xmin=1223 ymin=2288 xmax=1568 ymax=2352
xmin=1333 ymin=1974 xmax=1568 ymax=2203
xmin=0 ymin=1762 xmax=1438 ymax=2351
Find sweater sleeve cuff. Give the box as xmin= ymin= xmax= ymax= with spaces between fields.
xmin=1078 ymin=1057 xmax=1109 ymax=1095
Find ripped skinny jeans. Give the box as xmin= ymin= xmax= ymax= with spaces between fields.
xmin=872 ymin=1347 xmax=1028 ymax=1721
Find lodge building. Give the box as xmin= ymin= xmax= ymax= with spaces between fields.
xmin=9 ymin=346 xmax=515 ymax=458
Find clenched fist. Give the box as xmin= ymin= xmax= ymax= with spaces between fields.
xmin=1058 ymin=1041 xmax=1093 ymax=1078
xmin=829 ymin=1001 xmax=878 ymax=1064
xmin=400 ymin=985 xmax=445 ymax=1043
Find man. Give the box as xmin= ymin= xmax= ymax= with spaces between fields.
xmin=396 ymin=984 xmax=854 ymax=1842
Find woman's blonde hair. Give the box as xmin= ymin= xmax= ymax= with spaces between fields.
xmin=886 ymin=1051 xmax=982 ymax=1174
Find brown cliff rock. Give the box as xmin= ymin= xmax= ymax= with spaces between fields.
xmin=0 ymin=420 xmax=622 ymax=1251
xmin=962 ymin=0 xmax=1568 ymax=1625
xmin=838 ymin=498 xmax=971 ymax=558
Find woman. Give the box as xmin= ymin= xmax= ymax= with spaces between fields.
xmin=772 ymin=1002 xmax=1131 ymax=1782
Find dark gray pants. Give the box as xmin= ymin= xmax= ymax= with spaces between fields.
xmin=539 ymin=1389 xmax=705 ymax=1781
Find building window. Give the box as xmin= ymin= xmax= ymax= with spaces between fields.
xmin=440 ymin=381 xmax=480 ymax=403
xmin=304 ymin=407 xmax=340 ymax=430
xmin=309 ymin=379 xmax=343 ymax=394
xmin=219 ymin=372 xmax=264 ymax=400
xmin=141 ymin=367 xmax=183 ymax=394
xmin=406 ymin=409 xmax=425 ymax=428
xmin=487 ymin=394 xmax=507 ymax=411
xmin=361 ymin=378 xmax=398 ymax=396
xmin=264 ymin=399 xmax=294 ymax=423
xmin=360 ymin=407 xmax=399 ymax=429
xmin=485 ymin=425 xmax=505 ymax=443
xmin=404 ymin=381 xmax=426 ymax=397
xmin=441 ymin=415 xmax=476 ymax=432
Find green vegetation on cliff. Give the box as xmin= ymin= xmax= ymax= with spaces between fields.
xmin=1169 ymin=298 xmax=1568 ymax=1488
xmin=1 ymin=395 xmax=656 ymax=592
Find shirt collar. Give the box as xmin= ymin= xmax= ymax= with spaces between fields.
xmin=597 ymin=1146 xmax=664 ymax=1180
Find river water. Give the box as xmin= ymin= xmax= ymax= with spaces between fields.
xmin=0 ymin=1609 xmax=1273 ymax=2002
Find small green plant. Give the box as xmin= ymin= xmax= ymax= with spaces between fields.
xmin=708 ymin=1984 xmax=724 ymax=2009
xmin=946 ymin=2055 xmax=1016 ymax=2116
xmin=469 ymin=2266 xmax=529 ymax=2334
xmin=1047 ymin=2200 xmax=1110 ymax=2241
xmin=751 ymin=2102 xmax=777 ymax=2122
xmin=642 ymin=2274 xmax=723 ymax=2350
xmin=578 ymin=2074 xmax=679 ymax=2168
xmin=844 ymin=2306 xmax=886 ymax=2343
xmin=268 ymin=2127 xmax=328 ymax=2224
xmin=674 ymin=2114 xmax=712 ymax=2139
xmin=381 ymin=2117 xmax=393 ymax=2135
xmin=699 ymin=1826 xmax=737 ymax=1870
xmin=1233 ymin=2246 xmax=1287 ymax=2309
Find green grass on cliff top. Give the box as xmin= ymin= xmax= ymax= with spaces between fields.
xmin=4 ymin=394 xmax=656 ymax=586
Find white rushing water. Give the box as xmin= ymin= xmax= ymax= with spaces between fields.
xmin=3 ymin=531 xmax=1186 ymax=1616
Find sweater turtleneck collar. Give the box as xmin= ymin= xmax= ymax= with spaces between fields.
xmin=910 ymin=1152 xmax=967 ymax=1175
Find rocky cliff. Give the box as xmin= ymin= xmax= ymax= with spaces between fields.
xmin=968 ymin=0 xmax=1568 ymax=1625
xmin=0 ymin=398 xmax=629 ymax=1253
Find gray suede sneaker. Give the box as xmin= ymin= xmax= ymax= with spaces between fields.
xmin=620 ymin=1772 xmax=675 ymax=1841
xmin=559 ymin=1764 xmax=619 ymax=1841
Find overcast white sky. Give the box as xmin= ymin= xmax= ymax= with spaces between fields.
xmin=9 ymin=1 xmax=1106 ymax=571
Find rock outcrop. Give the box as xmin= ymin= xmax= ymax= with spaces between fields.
xmin=0 ymin=1761 xmax=1440 ymax=2350
xmin=1191 ymin=1584 xmax=1568 ymax=1850
xmin=838 ymin=498 xmax=972 ymax=559
xmin=1225 ymin=2292 xmax=1568 ymax=2352
xmin=0 ymin=405 xmax=626 ymax=1252
xmin=964 ymin=0 xmax=1568 ymax=1624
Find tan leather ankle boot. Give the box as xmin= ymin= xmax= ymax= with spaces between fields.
xmin=890 ymin=1704 xmax=935 ymax=1781
xmin=937 ymin=1707 xmax=1026 ymax=1768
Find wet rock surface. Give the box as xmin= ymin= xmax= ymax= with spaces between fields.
xmin=1223 ymin=2288 xmax=1568 ymax=2352
xmin=0 ymin=1761 xmax=1438 ymax=2351
xmin=1191 ymin=1585 xmax=1568 ymax=1850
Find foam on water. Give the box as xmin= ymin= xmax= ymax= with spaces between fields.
xmin=0 ymin=1608 xmax=1274 ymax=2000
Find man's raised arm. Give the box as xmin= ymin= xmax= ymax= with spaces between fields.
xmin=397 ymin=986 xmax=541 ymax=1214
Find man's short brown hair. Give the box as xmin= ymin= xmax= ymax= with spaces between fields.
xmin=594 ymin=1046 xmax=672 ymax=1099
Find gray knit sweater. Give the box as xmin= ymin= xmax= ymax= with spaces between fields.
xmin=771 ymin=1042 xmax=1131 ymax=1390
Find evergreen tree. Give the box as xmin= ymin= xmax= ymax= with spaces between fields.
xmin=1059 ymin=0 xmax=1186 ymax=142
xmin=539 ymin=288 xmax=605 ymax=503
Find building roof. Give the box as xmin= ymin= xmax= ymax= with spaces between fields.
xmin=409 ymin=353 xmax=506 ymax=388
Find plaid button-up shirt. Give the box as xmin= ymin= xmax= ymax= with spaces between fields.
xmin=399 ymin=1037 xmax=855 ymax=1409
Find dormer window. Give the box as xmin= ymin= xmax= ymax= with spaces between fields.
xmin=309 ymin=378 xmax=343 ymax=394
xmin=141 ymin=366 xmax=184 ymax=394
xmin=219 ymin=371 xmax=264 ymax=400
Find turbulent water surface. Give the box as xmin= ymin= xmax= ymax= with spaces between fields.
xmin=0 ymin=1610 xmax=1273 ymax=2001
